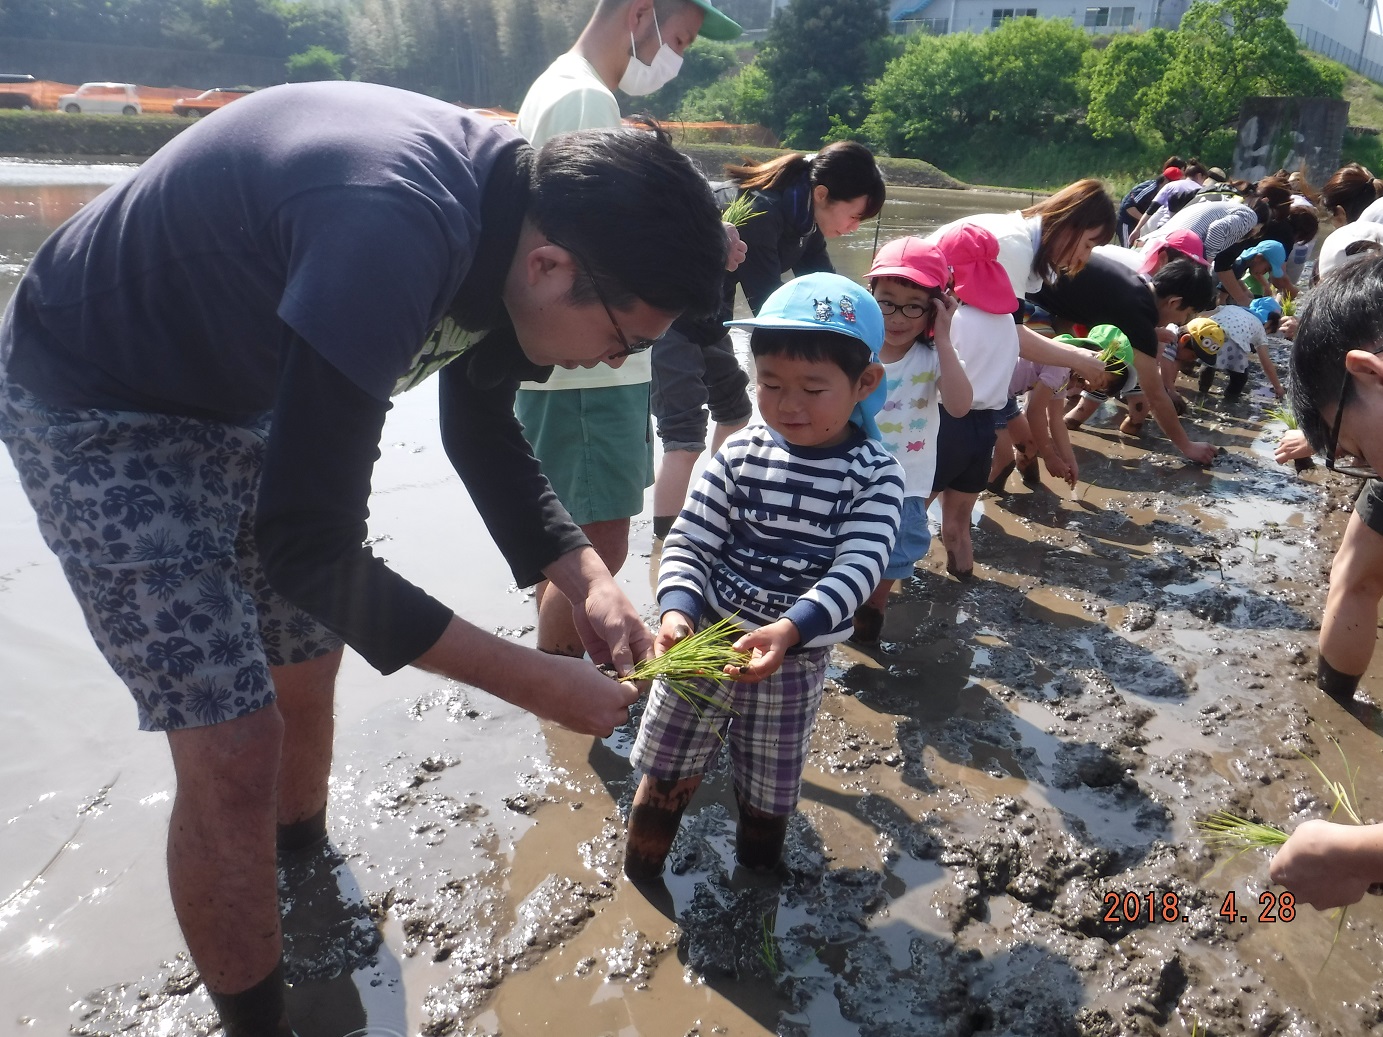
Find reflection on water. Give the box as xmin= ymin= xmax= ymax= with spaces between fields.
xmin=0 ymin=160 xmax=1029 ymax=315
xmin=0 ymin=159 xmax=137 ymax=306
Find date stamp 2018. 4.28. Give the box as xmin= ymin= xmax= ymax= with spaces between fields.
xmin=1099 ymin=890 xmax=1297 ymax=924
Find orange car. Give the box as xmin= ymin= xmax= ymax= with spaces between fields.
xmin=173 ymin=87 xmax=254 ymax=118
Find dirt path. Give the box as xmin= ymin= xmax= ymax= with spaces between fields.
xmin=56 ymin=339 xmax=1383 ymax=1037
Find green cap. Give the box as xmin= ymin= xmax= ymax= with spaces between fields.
xmin=688 ymin=0 xmax=743 ymax=40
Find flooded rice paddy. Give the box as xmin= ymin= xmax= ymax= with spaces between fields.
xmin=1 ymin=160 xmax=1380 ymax=1036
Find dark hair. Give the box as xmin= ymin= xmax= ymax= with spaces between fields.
xmin=1322 ymin=162 xmax=1383 ymax=223
xmin=1023 ymin=179 xmax=1116 ymax=280
xmin=750 ymin=327 xmax=872 ymax=381
xmin=1184 ymin=160 xmax=1208 ymax=180
xmin=1253 ymin=173 xmax=1293 ymax=221
xmin=1291 ymin=252 xmax=1383 ymax=449
xmin=726 ymin=140 xmax=886 ymax=221
xmin=1163 ymin=155 xmax=1187 ymax=171
xmin=1152 ymin=257 xmax=1216 ymax=312
xmin=531 ymin=123 xmax=726 ymax=318
xmin=1288 ymin=208 xmax=1320 ymax=246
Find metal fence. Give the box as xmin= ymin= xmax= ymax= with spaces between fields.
xmin=1289 ymin=23 xmax=1383 ymax=86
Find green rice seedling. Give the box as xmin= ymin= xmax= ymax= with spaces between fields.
xmin=1196 ymin=810 xmax=1288 ymax=856
xmin=625 ymin=615 xmax=751 ymax=720
xmin=757 ymin=912 xmax=781 ymax=974
xmin=1280 ymin=295 xmax=1296 ymax=317
xmin=1265 ymin=404 xmax=1298 ymax=430
xmin=721 ymin=193 xmax=761 ymax=228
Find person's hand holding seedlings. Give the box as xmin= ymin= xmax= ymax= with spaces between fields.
xmin=730 ymin=618 xmax=799 ymax=682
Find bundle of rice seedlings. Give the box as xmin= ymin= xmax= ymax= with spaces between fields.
xmin=1197 ymin=811 xmax=1288 ymax=855
xmin=625 ymin=615 xmax=751 ymax=719
xmin=1197 ymin=733 xmax=1366 ymax=965
xmin=721 ymin=193 xmax=761 ymax=228
xmin=1265 ymin=404 xmax=1313 ymax=470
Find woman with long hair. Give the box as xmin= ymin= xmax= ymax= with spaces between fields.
xmin=649 ymin=141 xmax=888 ymax=542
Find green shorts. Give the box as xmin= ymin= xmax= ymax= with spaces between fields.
xmin=514 ymin=383 xmax=654 ymax=526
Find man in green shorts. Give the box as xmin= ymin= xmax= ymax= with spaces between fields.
xmin=514 ymin=0 xmax=745 ymax=655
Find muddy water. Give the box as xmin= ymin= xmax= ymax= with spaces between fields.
xmin=2 ymin=163 xmax=1381 ymax=1036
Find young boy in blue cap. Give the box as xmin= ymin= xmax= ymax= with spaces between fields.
xmin=623 ymin=271 xmax=904 ymax=880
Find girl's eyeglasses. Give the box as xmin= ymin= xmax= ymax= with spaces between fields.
xmin=876 ymin=299 xmax=929 ymax=319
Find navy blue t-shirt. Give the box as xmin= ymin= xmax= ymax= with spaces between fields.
xmin=6 ymin=81 xmax=517 ymax=420
xmin=1 ymin=82 xmax=589 ymax=673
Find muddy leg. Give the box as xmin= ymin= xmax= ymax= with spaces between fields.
xmin=625 ymin=774 xmax=701 ymax=880
xmin=735 ymin=795 xmax=791 ymax=873
xmin=939 ymin=489 xmax=979 ymax=579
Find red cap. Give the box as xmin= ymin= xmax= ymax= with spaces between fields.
xmin=868 ymin=236 xmax=949 ymax=290
xmin=934 ymin=224 xmax=1018 ymax=315
xmin=1163 ymin=166 xmax=1184 ymax=181
xmin=1139 ymin=228 xmax=1209 ymax=274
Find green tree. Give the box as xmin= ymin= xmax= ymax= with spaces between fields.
xmin=286 ymin=44 xmax=346 ymax=80
xmin=674 ymin=60 xmax=771 ymax=124
xmin=860 ymin=17 xmax=1086 ymax=164
xmin=1140 ymin=0 xmax=1339 ymax=149
xmin=642 ymin=37 xmax=743 ymax=119
xmin=755 ymin=0 xmax=891 ymax=147
xmin=1084 ymin=29 xmax=1175 ymax=140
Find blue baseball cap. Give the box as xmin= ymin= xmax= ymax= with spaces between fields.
xmin=1240 ymin=239 xmax=1286 ymax=278
xmin=726 ymin=271 xmax=884 ymax=350
xmin=1249 ymin=296 xmax=1283 ymax=325
xmin=727 ymin=272 xmax=887 ymax=438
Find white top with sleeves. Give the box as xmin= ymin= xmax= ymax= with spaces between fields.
xmin=657 ymin=425 xmax=904 ymax=648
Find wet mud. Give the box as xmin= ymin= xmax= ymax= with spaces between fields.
xmin=40 ymin=337 xmax=1383 ymax=1037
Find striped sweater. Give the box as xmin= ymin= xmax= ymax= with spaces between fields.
xmin=658 ymin=424 xmax=905 ymax=648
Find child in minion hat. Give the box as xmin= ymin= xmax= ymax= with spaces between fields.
xmin=625 ymin=271 xmax=905 ymax=880
xmin=849 ymin=236 xmax=974 ymax=644
xmin=925 ymin=224 xmax=1021 ymax=581
xmin=1194 ymin=301 xmax=1286 ymax=400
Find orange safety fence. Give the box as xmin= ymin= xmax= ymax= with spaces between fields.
xmin=0 ymin=80 xmax=205 ymax=113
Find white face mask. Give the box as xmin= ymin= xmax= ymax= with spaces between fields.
xmin=618 ymin=11 xmax=683 ymax=95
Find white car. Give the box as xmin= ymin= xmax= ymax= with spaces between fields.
xmin=58 ymin=82 xmax=141 ymax=115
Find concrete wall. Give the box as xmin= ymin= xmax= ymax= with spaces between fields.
xmin=1232 ymin=96 xmax=1350 ymax=185
xmin=0 ymin=37 xmax=286 ymax=91
xmin=893 ymin=0 xmax=1170 ymax=34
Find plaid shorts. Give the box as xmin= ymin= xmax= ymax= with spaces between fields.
xmin=0 ymin=377 xmax=343 ymax=732
xmin=629 ymin=643 xmax=832 ymax=816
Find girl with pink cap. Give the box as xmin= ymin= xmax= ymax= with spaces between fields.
xmin=850 ymin=236 xmax=972 ymax=643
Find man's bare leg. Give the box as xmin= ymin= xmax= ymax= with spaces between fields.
xmin=166 ymin=705 xmax=291 ymax=1035
xmin=536 ymin=517 xmax=630 ymax=656
xmin=274 ymin=649 xmax=344 ymax=849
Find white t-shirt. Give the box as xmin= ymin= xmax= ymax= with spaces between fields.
xmin=1209 ymin=304 xmax=1264 ymax=374
xmin=929 ymin=210 xmax=1044 ymax=299
xmin=516 ymin=53 xmax=650 ymax=391
xmin=950 ymin=304 xmax=1019 ymax=411
xmin=1359 ymin=196 xmax=1383 ymax=224
xmin=877 ymin=341 xmax=943 ymax=497
xmin=1092 ymin=244 xmax=1144 ymax=273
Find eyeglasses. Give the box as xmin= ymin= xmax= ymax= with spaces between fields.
xmin=550 ymin=238 xmax=656 ymax=360
xmin=876 ymin=299 xmax=930 ymax=319
xmin=1325 ymin=346 xmax=1383 ymax=479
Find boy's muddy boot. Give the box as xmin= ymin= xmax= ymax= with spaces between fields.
xmin=1018 ymin=460 xmax=1041 ymax=488
xmin=625 ymin=775 xmax=698 ymax=881
xmin=735 ymin=799 xmax=790 ymax=874
xmin=850 ymin=604 xmax=884 ymax=645
xmin=209 ymin=966 xmax=295 ymax=1037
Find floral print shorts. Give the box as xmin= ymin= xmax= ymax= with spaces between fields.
xmin=0 ymin=378 xmax=343 ymax=732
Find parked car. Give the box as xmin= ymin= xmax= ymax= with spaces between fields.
xmin=173 ymin=87 xmax=254 ymax=118
xmin=0 ymin=73 xmax=37 ymax=109
xmin=58 ymin=82 xmax=141 ymax=115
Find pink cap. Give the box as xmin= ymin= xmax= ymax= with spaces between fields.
xmin=1163 ymin=166 xmax=1184 ymax=181
xmin=868 ymin=236 xmax=949 ymax=290
xmin=1139 ymin=228 xmax=1208 ymax=274
xmin=934 ymin=224 xmax=1018 ymax=315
